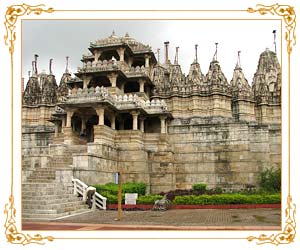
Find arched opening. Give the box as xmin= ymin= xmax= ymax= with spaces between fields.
xmin=144 ymin=117 xmax=161 ymax=133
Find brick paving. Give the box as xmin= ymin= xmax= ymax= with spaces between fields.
xmin=23 ymin=208 xmax=281 ymax=231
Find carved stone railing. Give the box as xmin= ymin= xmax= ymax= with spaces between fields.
xmin=65 ymin=86 xmax=115 ymax=104
xmin=63 ymin=86 xmax=168 ymax=113
xmin=77 ymin=59 xmax=118 ymax=73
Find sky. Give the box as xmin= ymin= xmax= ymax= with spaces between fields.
xmin=22 ymin=19 xmax=281 ymax=85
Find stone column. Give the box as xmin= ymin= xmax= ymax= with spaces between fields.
xmin=110 ymin=114 xmax=116 ymax=130
xmin=131 ymin=111 xmax=139 ymax=130
xmin=160 ymin=116 xmax=167 ymax=134
xmin=108 ymin=73 xmax=118 ymax=88
xmin=117 ymin=47 xmax=125 ymax=62
xmin=66 ymin=110 xmax=74 ymax=128
xmin=139 ymin=117 xmax=145 ymax=133
xmin=96 ymin=107 xmax=105 ymax=125
xmin=145 ymin=54 xmax=150 ymax=67
xmin=139 ymin=79 xmax=145 ymax=93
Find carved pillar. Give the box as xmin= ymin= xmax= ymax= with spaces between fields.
xmin=160 ymin=116 xmax=167 ymax=134
xmin=139 ymin=117 xmax=145 ymax=133
xmin=119 ymin=118 xmax=124 ymax=130
xmin=131 ymin=111 xmax=139 ymax=130
xmin=145 ymin=54 xmax=150 ymax=68
xmin=108 ymin=73 xmax=118 ymax=88
xmin=94 ymin=50 xmax=102 ymax=62
xmin=81 ymin=116 xmax=87 ymax=133
xmin=96 ymin=107 xmax=105 ymax=125
xmin=120 ymin=82 xmax=125 ymax=93
xmin=110 ymin=114 xmax=116 ymax=130
xmin=83 ymin=76 xmax=92 ymax=89
xmin=66 ymin=110 xmax=74 ymax=128
xmin=117 ymin=47 xmax=125 ymax=62
xmin=61 ymin=116 xmax=66 ymax=133
xmin=128 ymin=58 xmax=133 ymax=67
xmin=139 ymin=79 xmax=145 ymax=93
xmin=54 ymin=122 xmax=59 ymax=137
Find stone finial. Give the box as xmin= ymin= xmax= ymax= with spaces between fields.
xmin=273 ymin=30 xmax=277 ymax=54
xmin=34 ymin=54 xmax=39 ymax=75
xmin=65 ymin=56 xmax=69 ymax=73
xmin=213 ymin=43 xmax=218 ymax=61
xmin=236 ymin=51 xmax=241 ymax=69
xmin=164 ymin=41 xmax=170 ymax=64
xmin=157 ymin=48 xmax=160 ymax=64
xmin=49 ymin=58 xmax=53 ymax=75
xmin=195 ymin=44 xmax=198 ymax=63
xmin=174 ymin=47 xmax=179 ymax=65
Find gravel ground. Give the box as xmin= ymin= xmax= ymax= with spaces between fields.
xmin=54 ymin=208 xmax=281 ymax=227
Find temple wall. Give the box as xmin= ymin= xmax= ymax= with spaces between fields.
xmin=166 ymin=95 xmax=232 ymax=119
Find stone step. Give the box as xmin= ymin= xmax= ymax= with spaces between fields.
xmin=22 ymin=200 xmax=86 ymax=210
xmin=22 ymin=190 xmax=75 ymax=197
xmin=22 ymin=203 xmax=86 ymax=213
xmin=22 ymin=197 xmax=83 ymax=206
xmin=22 ymin=208 xmax=90 ymax=220
xmin=25 ymin=179 xmax=56 ymax=183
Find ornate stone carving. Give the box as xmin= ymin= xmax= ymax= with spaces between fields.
xmin=41 ymin=74 xmax=58 ymax=104
xmin=22 ymin=77 xmax=41 ymax=105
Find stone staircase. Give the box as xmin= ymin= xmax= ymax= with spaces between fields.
xmin=22 ymin=166 xmax=90 ymax=221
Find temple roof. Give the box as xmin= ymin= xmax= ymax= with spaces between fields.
xmin=90 ymin=31 xmax=152 ymax=54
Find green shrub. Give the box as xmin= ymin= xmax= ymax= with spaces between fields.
xmin=93 ymin=182 xmax=146 ymax=196
xmin=137 ymin=195 xmax=163 ymax=205
xmin=100 ymin=191 xmax=124 ymax=204
xmin=260 ymin=168 xmax=281 ymax=192
xmin=192 ymin=183 xmax=207 ymax=192
xmin=173 ymin=193 xmax=280 ymax=205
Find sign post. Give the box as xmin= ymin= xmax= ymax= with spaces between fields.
xmin=114 ymin=171 xmax=122 ymax=221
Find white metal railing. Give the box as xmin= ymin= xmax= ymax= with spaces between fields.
xmin=72 ymin=177 xmax=107 ymax=210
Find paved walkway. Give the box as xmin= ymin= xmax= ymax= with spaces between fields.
xmin=23 ymin=208 xmax=281 ymax=231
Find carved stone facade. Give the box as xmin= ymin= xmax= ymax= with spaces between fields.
xmin=22 ymin=33 xmax=281 ymax=193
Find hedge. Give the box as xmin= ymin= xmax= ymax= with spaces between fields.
xmin=173 ymin=193 xmax=280 ymax=205
xmin=137 ymin=195 xmax=163 ymax=204
xmin=93 ymin=182 xmax=146 ymax=196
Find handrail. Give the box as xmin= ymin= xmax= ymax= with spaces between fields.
xmin=72 ymin=177 xmax=107 ymax=210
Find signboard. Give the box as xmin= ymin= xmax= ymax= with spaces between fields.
xmin=125 ymin=193 xmax=138 ymax=205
